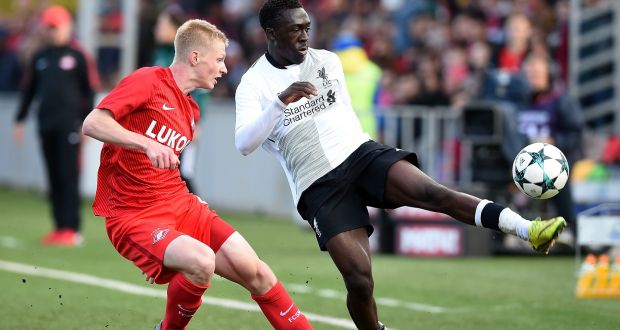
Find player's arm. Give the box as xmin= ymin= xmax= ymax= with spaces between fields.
xmin=82 ymin=109 xmax=179 ymax=169
xmin=234 ymin=81 xmax=317 ymax=155
xmin=13 ymin=54 xmax=39 ymax=145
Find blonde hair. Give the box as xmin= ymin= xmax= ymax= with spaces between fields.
xmin=173 ymin=19 xmax=228 ymax=62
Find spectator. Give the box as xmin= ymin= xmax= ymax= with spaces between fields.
xmin=412 ymin=52 xmax=450 ymax=106
xmin=442 ymin=46 xmax=470 ymax=100
xmin=491 ymin=12 xmax=533 ymax=72
xmin=13 ymin=5 xmax=100 ymax=246
xmin=456 ymin=40 xmax=493 ymax=107
xmin=152 ymin=5 xmax=186 ymax=67
xmin=517 ymin=53 xmax=582 ymax=236
xmin=332 ymin=32 xmax=382 ymax=140
xmin=0 ymin=0 xmax=561 ymax=103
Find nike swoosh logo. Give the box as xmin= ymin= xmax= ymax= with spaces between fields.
xmin=162 ymin=103 xmax=175 ymax=111
xmin=279 ymin=303 xmax=294 ymax=316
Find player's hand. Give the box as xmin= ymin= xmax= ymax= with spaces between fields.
xmin=278 ymin=81 xmax=318 ymax=105
xmin=144 ymin=140 xmax=180 ymax=170
xmin=13 ymin=123 xmax=24 ymax=145
xmin=142 ymin=272 xmax=155 ymax=284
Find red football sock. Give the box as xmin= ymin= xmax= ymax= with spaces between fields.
xmin=251 ymin=281 xmax=312 ymax=329
xmin=162 ymin=273 xmax=209 ymax=330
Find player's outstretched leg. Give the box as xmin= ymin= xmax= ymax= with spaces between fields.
xmin=161 ymin=235 xmax=216 ymax=329
xmin=215 ymin=232 xmax=312 ymax=329
xmin=384 ymin=160 xmax=566 ymax=254
xmin=326 ymin=228 xmax=380 ymax=330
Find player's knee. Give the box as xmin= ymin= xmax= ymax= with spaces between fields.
xmin=342 ymin=268 xmax=374 ymax=300
xmin=185 ymin=246 xmax=215 ymax=285
xmin=244 ymin=260 xmax=277 ymax=294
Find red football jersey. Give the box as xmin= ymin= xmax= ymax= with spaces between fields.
xmin=93 ymin=67 xmax=200 ymax=217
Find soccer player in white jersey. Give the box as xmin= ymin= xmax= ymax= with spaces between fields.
xmin=235 ymin=1 xmax=566 ymax=329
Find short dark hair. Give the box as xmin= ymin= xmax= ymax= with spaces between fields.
xmin=259 ymin=0 xmax=303 ymax=30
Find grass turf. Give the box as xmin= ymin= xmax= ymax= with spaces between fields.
xmin=0 ymin=187 xmax=618 ymax=329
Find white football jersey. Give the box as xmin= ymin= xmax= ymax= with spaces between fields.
xmin=235 ymin=48 xmax=370 ymax=204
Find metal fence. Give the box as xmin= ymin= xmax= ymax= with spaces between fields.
xmin=377 ymin=105 xmax=461 ymax=184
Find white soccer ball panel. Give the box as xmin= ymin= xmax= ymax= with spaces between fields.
xmin=523 ymin=142 xmax=545 ymax=153
xmin=543 ymin=159 xmax=562 ymax=179
xmin=524 ymin=163 xmax=544 ymax=183
xmin=513 ymin=152 xmax=533 ymax=172
xmin=554 ymin=171 xmax=569 ymax=190
xmin=539 ymin=189 xmax=559 ymax=199
xmin=522 ymin=183 xmax=543 ymax=198
xmin=543 ymin=144 xmax=565 ymax=159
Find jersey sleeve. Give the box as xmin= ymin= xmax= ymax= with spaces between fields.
xmin=96 ymin=69 xmax=153 ymax=120
xmin=234 ymin=76 xmax=285 ymax=155
xmin=15 ymin=53 xmax=40 ymax=123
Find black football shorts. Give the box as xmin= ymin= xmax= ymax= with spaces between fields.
xmin=297 ymin=140 xmax=418 ymax=250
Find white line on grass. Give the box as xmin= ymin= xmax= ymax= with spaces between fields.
xmin=0 ymin=260 xmax=356 ymax=329
xmin=0 ymin=241 xmax=448 ymax=315
xmin=286 ymin=283 xmax=447 ymax=314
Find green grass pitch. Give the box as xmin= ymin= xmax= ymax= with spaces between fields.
xmin=0 ymin=187 xmax=618 ymax=329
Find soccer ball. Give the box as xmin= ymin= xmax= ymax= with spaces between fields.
xmin=512 ymin=143 xmax=570 ymax=199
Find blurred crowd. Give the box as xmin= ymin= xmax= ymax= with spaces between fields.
xmin=0 ymin=0 xmax=570 ymax=105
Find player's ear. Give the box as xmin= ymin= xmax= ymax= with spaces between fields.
xmin=265 ymin=27 xmax=276 ymax=41
xmin=190 ymin=50 xmax=199 ymax=66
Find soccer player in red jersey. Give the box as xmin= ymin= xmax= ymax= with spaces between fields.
xmin=82 ymin=19 xmax=312 ymax=330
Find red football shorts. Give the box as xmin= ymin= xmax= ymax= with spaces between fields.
xmin=105 ymin=194 xmax=235 ymax=284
